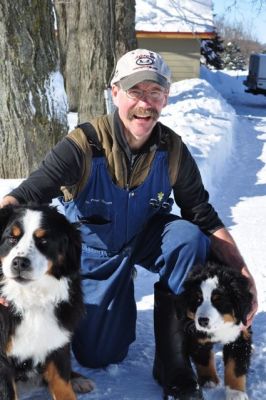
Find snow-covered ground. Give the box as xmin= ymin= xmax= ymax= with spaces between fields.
xmin=1 ymin=66 xmax=266 ymax=399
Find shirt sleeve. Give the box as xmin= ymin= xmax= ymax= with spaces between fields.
xmin=173 ymin=143 xmax=224 ymax=235
xmin=8 ymin=137 xmax=84 ymax=204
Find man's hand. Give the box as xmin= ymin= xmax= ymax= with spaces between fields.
xmin=210 ymin=227 xmax=258 ymax=326
xmin=241 ymin=266 xmax=258 ymax=327
xmin=0 ymin=195 xmax=19 ymax=208
xmin=0 ymin=298 xmax=9 ymax=307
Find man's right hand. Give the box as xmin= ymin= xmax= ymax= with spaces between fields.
xmin=0 ymin=195 xmax=19 ymax=208
xmin=0 ymin=298 xmax=9 ymax=307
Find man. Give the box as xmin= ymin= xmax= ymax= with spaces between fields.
xmin=1 ymin=49 xmax=257 ymax=400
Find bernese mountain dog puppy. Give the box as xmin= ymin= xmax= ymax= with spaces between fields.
xmin=0 ymin=205 xmax=86 ymax=400
xmin=182 ymin=261 xmax=253 ymax=400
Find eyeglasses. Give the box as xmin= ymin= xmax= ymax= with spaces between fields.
xmin=125 ymin=88 xmax=167 ymax=101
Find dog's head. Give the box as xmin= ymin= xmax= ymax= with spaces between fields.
xmin=183 ymin=261 xmax=253 ymax=340
xmin=0 ymin=205 xmax=81 ymax=284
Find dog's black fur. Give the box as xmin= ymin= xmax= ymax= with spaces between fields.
xmin=182 ymin=261 xmax=253 ymax=399
xmin=0 ymin=205 xmax=84 ymax=400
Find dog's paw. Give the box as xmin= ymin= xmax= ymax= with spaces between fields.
xmin=70 ymin=370 xmax=95 ymax=393
xmin=202 ymin=380 xmax=218 ymax=388
xmin=225 ymin=386 xmax=249 ymax=400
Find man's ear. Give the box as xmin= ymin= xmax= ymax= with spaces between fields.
xmin=162 ymin=91 xmax=169 ymax=108
xmin=111 ymin=84 xmax=120 ymax=107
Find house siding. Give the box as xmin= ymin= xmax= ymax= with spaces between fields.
xmin=137 ymin=37 xmax=201 ymax=82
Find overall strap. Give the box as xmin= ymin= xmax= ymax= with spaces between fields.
xmin=77 ymin=122 xmax=104 ymax=157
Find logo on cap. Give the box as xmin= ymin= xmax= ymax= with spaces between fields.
xmin=136 ymin=53 xmax=155 ymax=66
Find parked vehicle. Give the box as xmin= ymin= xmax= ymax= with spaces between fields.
xmin=243 ymin=53 xmax=266 ymax=95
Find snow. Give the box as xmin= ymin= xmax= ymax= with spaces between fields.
xmin=44 ymin=70 xmax=68 ymax=123
xmin=2 ymin=66 xmax=266 ymax=400
xmin=135 ymin=0 xmax=214 ymax=33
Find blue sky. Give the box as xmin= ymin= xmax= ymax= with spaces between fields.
xmin=212 ymin=0 xmax=266 ymax=44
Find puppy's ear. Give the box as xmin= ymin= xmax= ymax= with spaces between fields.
xmin=229 ymin=274 xmax=253 ymax=325
xmin=0 ymin=206 xmax=14 ymax=239
xmin=59 ymin=224 xmax=82 ymax=276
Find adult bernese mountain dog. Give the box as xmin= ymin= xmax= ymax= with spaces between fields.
xmin=182 ymin=261 xmax=253 ymax=400
xmin=0 ymin=205 xmax=86 ymax=400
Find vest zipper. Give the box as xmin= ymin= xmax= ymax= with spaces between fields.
xmin=126 ymin=153 xmax=145 ymax=189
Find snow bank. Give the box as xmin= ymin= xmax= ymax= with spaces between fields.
xmin=160 ymin=78 xmax=236 ymax=198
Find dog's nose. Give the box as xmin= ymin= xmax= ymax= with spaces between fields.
xmin=11 ymin=256 xmax=31 ymax=271
xmin=198 ymin=317 xmax=209 ymax=327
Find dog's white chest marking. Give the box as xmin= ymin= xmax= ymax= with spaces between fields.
xmin=4 ymin=276 xmax=71 ymax=366
xmin=9 ymin=304 xmax=70 ymax=365
xmin=196 ymin=277 xmax=241 ymax=344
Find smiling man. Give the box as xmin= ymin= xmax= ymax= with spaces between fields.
xmin=0 ymin=49 xmax=257 ymax=400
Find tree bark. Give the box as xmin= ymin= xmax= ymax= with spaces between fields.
xmin=55 ymin=0 xmax=136 ymax=121
xmin=0 ymin=0 xmax=68 ymax=178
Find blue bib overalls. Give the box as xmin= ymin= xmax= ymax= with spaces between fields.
xmin=62 ymin=146 xmax=209 ymax=368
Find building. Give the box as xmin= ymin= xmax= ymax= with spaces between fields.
xmin=135 ymin=0 xmax=215 ymax=82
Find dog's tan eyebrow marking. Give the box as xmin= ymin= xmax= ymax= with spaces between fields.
xmin=223 ymin=313 xmax=237 ymax=323
xmin=11 ymin=225 xmax=22 ymax=237
xmin=5 ymin=337 xmax=13 ymax=355
xmin=34 ymin=228 xmax=47 ymax=238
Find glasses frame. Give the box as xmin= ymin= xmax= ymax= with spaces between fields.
xmin=125 ymin=87 xmax=168 ymax=102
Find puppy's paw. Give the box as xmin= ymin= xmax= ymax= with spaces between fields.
xmin=225 ymin=386 xmax=249 ymax=400
xmin=70 ymin=370 xmax=95 ymax=393
xmin=202 ymin=380 xmax=218 ymax=388
xmin=199 ymin=374 xmax=219 ymax=388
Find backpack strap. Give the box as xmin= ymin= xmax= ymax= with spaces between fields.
xmin=77 ymin=122 xmax=104 ymax=157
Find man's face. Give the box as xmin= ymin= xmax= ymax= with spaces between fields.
xmin=112 ymin=81 xmax=169 ymax=149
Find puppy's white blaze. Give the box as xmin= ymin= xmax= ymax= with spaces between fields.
xmin=5 ymin=275 xmax=71 ymax=365
xmin=2 ymin=210 xmax=48 ymax=279
xmin=195 ymin=277 xmax=241 ymax=344
xmin=201 ymin=276 xmax=219 ymax=300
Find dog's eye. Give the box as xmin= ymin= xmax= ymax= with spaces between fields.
xmin=37 ymin=237 xmax=48 ymax=246
xmin=212 ymin=293 xmax=221 ymax=303
xmin=7 ymin=236 xmax=18 ymax=245
xmin=196 ymin=295 xmax=202 ymax=304
xmin=193 ymin=292 xmax=202 ymax=304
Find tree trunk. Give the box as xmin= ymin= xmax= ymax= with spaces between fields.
xmin=0 ymin=0 xmax=68 ymax=179
xmin=55 ymin=0 xmax=136 ymax=121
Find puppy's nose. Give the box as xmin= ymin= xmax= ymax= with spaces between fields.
xmin=11 ymin=256 xmax=31 ymax=271
xmin=198 ymin=317 xmax=209 ymax=327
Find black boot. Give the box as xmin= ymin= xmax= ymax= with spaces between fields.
xmin=153 ymin=282 xmax=204 ymax=400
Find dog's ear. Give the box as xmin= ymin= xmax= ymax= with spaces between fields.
xmin=0 ymin=206 xmax=14 ymax=239
xmin=228 ymin=273 xmax=253 ymax=325
xmin=57 ymin=222 xmax=82 ymax=277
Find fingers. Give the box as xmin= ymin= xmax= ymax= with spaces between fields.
xmin=0 ymin=298 xmax=9 ymax=307
xmin=0 ymin=196 xmax=19 ymax=208
xmin=245 ymin=297 xmax=258 ymax=327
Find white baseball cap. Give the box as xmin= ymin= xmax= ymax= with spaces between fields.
xmin=111 ymin=49 xmax=171 ymax=90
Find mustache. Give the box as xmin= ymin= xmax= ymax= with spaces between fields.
xmin=127 ymin=107 xmax=159 ymax=121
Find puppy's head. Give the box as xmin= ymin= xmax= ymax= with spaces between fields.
xmin=0 ymin=205 xmax=81 ymax=284
xmin=183 ymin=262 xmax=253 ymax=336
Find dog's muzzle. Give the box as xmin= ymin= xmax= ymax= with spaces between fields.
xmin=11 ymin=256 xmax=32 ymax=281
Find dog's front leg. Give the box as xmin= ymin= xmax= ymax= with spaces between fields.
xmin=0 ymin=372 xmax=17 ymax=400
xmin=189 ymin=337 xmax=219 ymax=387
xmin=43 ymin=345 xmax=76 ymax=400
xmin=0 ymin=309 xmax=17 ymax=400
xmin=43 ymin=360 xmax=76 ymax=400
xmin=223 ymin=329 xmax=252 ymax=400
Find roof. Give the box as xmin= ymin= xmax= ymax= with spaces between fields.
xmin=135 ymin=0 xmax=214 ymax=35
